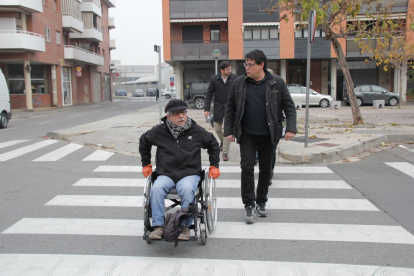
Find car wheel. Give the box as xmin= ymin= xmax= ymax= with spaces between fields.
xmin=388 ymin=97 xmax=398 ymax=106
xmin=319 ymin=99 xmax=329 ymax=108
xmin=357 ymin=98 xmax=362 ymax=106
xmin=0 ymin=113 xmax=8 ymax=128
xmin=194 ymin=98 xmax=205 ymax=109
xmin=166 ymin=94 xmax=171 ymax=99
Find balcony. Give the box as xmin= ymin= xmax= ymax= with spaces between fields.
xmin=295 ymin=38 xmax=331 ymax=58
xmin=346 ymin=38 xmax=375 ymax=57
xmin=81 ymin=0 xmax=102 ymax=17
xmin=62 ymin=15 xmax=84 ymax=33
xmin=0 ymin=30 xmax=45 ymax=52
xmin=64 ymin=45 xmax=104 ymax=66
xmin=170 ymin=0 xmax=227 ymax=19
xmin=69 ymin=27 xmax=103 ymax=42
xmin=108 ymin=17 xmax=115 ymax=29
xmin=101 ymin=0 xmax=115 ymax=8
xmin=171 ymin=41 xmax=228 ymax=61
xmin=0 ymin=0 xmax=43 ymax=13
xmin=109 ymin=39 xmax=116 ymax=50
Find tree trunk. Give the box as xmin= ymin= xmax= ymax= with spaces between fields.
xmin=331 ymin=36 xmax=364 ymax=125
xmin=399 ymin=67 xmax=403 ymax=109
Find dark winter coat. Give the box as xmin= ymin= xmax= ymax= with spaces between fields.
xmin=224 ymin=72 xmax=297 ymax=144
xmin=139 ymin=117 xmax=220 ymax=182
xmin=204 ymin=72 xmax=238 ymax=124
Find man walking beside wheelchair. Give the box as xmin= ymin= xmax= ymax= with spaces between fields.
xmin=139 ymin=99 xmax=221 ymax=240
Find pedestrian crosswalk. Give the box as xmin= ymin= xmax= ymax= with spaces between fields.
xmin=2 ymin=157 xmax=414 ymax=273
xmin=0 ymin=140 xmax=114 ymax=162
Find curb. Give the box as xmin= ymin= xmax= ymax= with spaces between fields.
xmin=280 ymin=134 xmax=414 ymax=164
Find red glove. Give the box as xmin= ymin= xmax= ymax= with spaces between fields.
xmin=208 ymin=166 xmax=220 ymax=179
xmin=142 ymin=164 xmax=152 ymax=178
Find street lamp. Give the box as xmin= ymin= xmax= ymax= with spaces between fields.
xmin=212 ymin=49 xmax=221 ymax=75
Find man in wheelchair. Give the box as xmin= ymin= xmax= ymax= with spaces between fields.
xmin=139 ymin=99 xmax=221 ymax=240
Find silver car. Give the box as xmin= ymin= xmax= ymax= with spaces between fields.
xmin=287 ymin=85 xmax=333 ymax=108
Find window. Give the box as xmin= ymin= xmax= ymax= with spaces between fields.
xmin=43 ymin=0 xmax=47 ymax=5
xmin=244 ymin=27 xmax=278 ymax=40
xmin=53 ymin=0 xmax=57 ymax=11
xmin=288 ymin=87 xmax=302 ymax=94
xmin=8 ymin=64 xmax=49 ymax=95
xmin=371 ymin=86 xmax=384 ymax=92
xmin=45 ymin=27 xmax=51 ymax=42
xmin=210 ymin=25 xmax=220 ymax=42
xmin=295 ymin=27 xmax=325 ymax=38
xmin=56 ymin=31 xmax=61 ymax=45
xmin=359 ymin=86 xmax=370 ymax=92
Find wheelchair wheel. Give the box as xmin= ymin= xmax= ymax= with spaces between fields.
xmin=200 ymin=229 xmax=206 ymax=245
xmin=143 ymin=176 xmax=152 ymax=232
xmin=205 ymin=175 xmax=217 ymax=234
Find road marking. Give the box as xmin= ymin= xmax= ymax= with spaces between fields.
xmin=82 ymin=150 xmax=114 ymax=161
xmin=71 ymin=178 xmax=351 ymax=189
xmin=0 ymin=127 xmax=17 ymax=131
xmin=94 ymin=110 xmax=102 ymax=113
xmin=2 ymin=254 xmax=414 ymax=275
xmin=70 ymin=114 xmax=82 ymax=118
xmin=110 ymin=107 xmax=117 ymax=109
xmin=3 ymin=219 xmax=413 ymax=244
xmin=73 ymin=178 xmax=141 ymax=186
xmin=93 ymin=165 xmax=333 ymax=174
xmin=33 ymin=144 xmax=83 ymax=161
xmin=0 ymin=140 xmax=28 ymax=149
xmin=38 ymin=121 xmax=52 ymax=125
xmin=384 ymin=162 xmax=414 ymax=179
xmin=0 ymin=140 xmax=58 ymax=161
xmin=45 ymin=195 xmax=378 ymax=211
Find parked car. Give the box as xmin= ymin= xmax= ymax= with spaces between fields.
xmin=146 ymin=88 xmax=157 ymax=97
xmin=163 ymin=87 xmax=176 ymax=99
xmin=115 ymin=89 xmax=127 ymax=96
xmin=287 ymin=84 xmax=333 ymax=108
xmin=132 ymin=89 xmax=145 ymax=97
xmin=0 ymin=68 xmax=11 ymax=129
xmin=343 ymin=85 xmax=399 ymax=106
xmin=184 ymin=83 xmax=209 ymax=109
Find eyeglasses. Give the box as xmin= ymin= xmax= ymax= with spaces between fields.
xmin=243 ymin=63 xmax=257 ymax=68
xmin=169 ymin=110 xmax=187 ymax=116
xmin=224 ymin=68 xmax=232 ymax=71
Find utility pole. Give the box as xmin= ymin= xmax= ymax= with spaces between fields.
xmin=154 ymin=45 xmax=162 ymax=121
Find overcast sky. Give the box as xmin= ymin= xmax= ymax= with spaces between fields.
xmin=109 ymin=1 xmax=164 ymax=66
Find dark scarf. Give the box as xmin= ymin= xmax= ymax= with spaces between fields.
xmin=166 ymin=117 xmax=192 ymax=139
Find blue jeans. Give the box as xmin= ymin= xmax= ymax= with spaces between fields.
xmin=150 ymin=175 xmax=200 ymax=227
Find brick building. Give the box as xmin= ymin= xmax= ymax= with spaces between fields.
xmin=162 ymin=0 xmax=413 ymax=102
xmin=0 ymin=0 xmax=116 ymax=110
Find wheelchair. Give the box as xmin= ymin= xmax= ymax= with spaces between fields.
xmin=142 ymin=170 xmax=217 ymax=245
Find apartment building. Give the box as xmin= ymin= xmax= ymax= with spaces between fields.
xmin=162 ymin=0 xmax=413 ymax=101
xmin=0 ymin=0 xmax=116 ymax=110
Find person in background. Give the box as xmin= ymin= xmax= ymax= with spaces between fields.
xmin=204 ymin=61 xmax=238 ymax=161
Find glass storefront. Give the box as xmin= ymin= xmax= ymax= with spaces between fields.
xmin=8 ymin=64 xmax=49 ymax=94
xmin=61 ymin=67 xmax=72 ymax=105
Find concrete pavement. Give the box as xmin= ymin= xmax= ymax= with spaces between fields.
xmin=15 ymin=98 xmax=414 ymax=165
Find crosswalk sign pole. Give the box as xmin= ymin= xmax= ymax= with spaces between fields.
xmin=154 ymin=45 xmax=162 ymax=122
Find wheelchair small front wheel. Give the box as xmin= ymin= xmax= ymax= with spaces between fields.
xmin=200 ymin=229 xmax=206 ymax=245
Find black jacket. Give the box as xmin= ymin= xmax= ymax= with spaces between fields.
xmin=224 ymin=72 xmax=297 ymax=144
xmin=139 ymin=117 xmax=220 ymax=182
xmin=204 ymin=72 xmax=238 ymax=124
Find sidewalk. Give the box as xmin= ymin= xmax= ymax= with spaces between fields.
xmin=43 ymin=99 xmax=414 ymax=165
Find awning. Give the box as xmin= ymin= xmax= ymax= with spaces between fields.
xmin=242 ymin=22 xmax=279 ymax=32
xmin=171 ymin=18 xmax=227 ymax=23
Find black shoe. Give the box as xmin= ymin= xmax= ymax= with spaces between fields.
xmin=256 ymin=205 xmax=268 ymax=217
xmin=219 ymin=141 xmax=223 ymax=151
xmin=245 ymin=206 xmax=256 ymax=224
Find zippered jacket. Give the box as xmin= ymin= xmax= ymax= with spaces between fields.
xmin=139 ymin=117 xmax=220 ymax=182
xmin=224 ymin=73 xmax=297 ymax=144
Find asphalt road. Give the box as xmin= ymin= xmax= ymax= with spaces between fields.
xmin=1 ymin=99 xmax=414 ymax=275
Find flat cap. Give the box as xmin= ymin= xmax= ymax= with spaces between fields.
xmin=165 ymin=99 xmax=188 ymax=113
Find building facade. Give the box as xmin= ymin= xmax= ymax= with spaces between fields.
xmin=0 ymin=0 xmax=116 ymax=110
xmin=162 ymin=0 xmax=413 ymax=101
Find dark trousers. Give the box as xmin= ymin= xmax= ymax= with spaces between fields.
xmin=240 ymin=132 xmax=278 ymax=208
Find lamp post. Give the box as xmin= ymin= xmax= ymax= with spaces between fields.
xmin=212 ymin=49 xmax=221 ymax=75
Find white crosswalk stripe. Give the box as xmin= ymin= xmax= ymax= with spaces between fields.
xmin=33 ymin=143 xmax=83 ymax=161
xmin=385 ymin=162 xmax=414 ymax=179
xmin=82 ymin=149 xmax=114 ymax=161
xmin=0 ymin=140 xmax=29 ymax=149
xmin=3 ymin=218 xmax=413 ymax=244
xmin=2 ymin=254 xmax=413 ymax=275
xmin=0 ymin=140 xmax=58 ymax=161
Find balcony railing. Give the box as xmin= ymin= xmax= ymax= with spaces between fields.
xmin=0 ymin=0 xmax=43 ymax=13
xmin=346 ymin=38 xmax=375 ymax=57
xmin=171 ymin=40 xmax=228 ymax=60
xmin=109 ymin=39 xmax=116 ymax=50
xmin=294 ymin=38 xmax=331 ymax=58
xmin=170 ymin=1 xmax=227 ymax=19
xmin=62 ymin=14 xmax=84 ymax=33
xmin=108 ymin=17 xmax=115 ymax=29
xmin=64 ymin=45 xmax=104 ymax=66
xmin=101 ymin=0 xmax=116 ymax=8
xmin=81 ymin=0 xmax=102 ymax=17
xmin=0 ymin=30 xmax=45 ymax=52
xmin=69 ymin=27 xmax=103 ymax=42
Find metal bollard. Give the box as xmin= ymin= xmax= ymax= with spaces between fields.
xmin=330 ymin=101 xmax=341 ymax=110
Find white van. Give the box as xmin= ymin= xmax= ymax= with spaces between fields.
xmin=0 ymin=68 xmax=11 ymax=128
